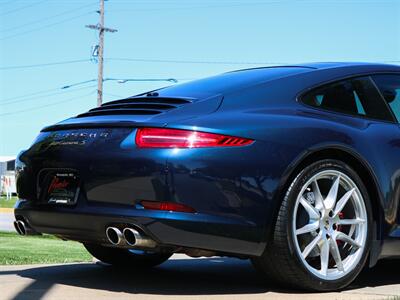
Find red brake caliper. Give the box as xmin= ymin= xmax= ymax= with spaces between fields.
xmin=336 ymin=212 xmax=344 ymax=245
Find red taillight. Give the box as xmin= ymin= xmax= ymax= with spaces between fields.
xmin=135 ymin=127 xmax=253 ymax=148
xmin=140 ymin=200 xmax=196 ymax=213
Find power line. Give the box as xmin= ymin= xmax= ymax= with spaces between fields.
xmin=0 ymin=59 xmax=91 ymax=71
xmin=0 ymin=2 xmax=97 ymax=33
xmin=1 ymin=58 xmax=399 ymax=72
xmin=107 ymin=57 xmax=288 ymax=65
xmin=109 ymin=58 xmax=400 ymax=65
xmin=0 ymin=76 xmax=187 ymax=103
xmin=1 ymin=82 xmax=96 ymax=102
xmin=104 ymin=0 xmax=333 ymax=13
xmin=1 ymin=85 xmax=97 ymax=105
xmin=107 ymin=2 xmax=286 ymax=12
xmin=0 ymin=11 xmax=94 ymax=41
xmin=106 ymin=0 xmax=398 ymax=13
xmin=1 ymin=87 xmax=62 ymax=102
xmin=0 ymin=0 xmax=47 ymax=17
xmin=108 ymin=58 xmax=400 ymax=65
xmin=0 ymin=90 xmax=96 ymax=117
xmin=61 ymin=78 xmax=179 ymax=90
xmin=0 ymin=58 xmax=272 ymax=71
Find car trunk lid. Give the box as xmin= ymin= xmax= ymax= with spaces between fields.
xmin=42 ymin=94 xmax=223 ymax=132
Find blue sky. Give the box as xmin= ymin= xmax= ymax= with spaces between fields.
xmin=0 ymin=0 xmax=399 ymax=155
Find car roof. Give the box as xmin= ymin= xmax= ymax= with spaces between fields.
xmin=130 ymin=62 xmax=400 ymax=100
xmin=231 ymin=61 xmax=400 ymax=73
xmin=149 ymin=66 xmax=313 ymax=99
xmin=301 ymin=61 xmax=400 ymax=71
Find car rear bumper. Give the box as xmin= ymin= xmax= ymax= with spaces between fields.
xmin=14 ymin=199 xmax=265 ymax=256
xmin=15 ymin=130 xmax=297 ymax=257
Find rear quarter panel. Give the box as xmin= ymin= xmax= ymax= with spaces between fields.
xmin=166 ymin=100 xmax=400 ymax=252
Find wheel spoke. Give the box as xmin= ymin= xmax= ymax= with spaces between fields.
xmin=302 ymin=232 xmax=322 ymax=259
xmin=296 ymin=221 xmax=319 ymax=235
xmin=312 ymin=180 xmax=324 ymax=211
xmin=336 ymin=218 xmax=365 ymax=225
xmin=329 ymin=237 xmax=344 ymax=272
xmin=320 ymin=239 xmax=330 ymax=276
xmin=348 ymin=222 xmax=356 ymax=237
xmin=299 ymin=196 xmax=319 ymax=220
xmin=292 ymin=170 xmax=368 ymax=281
xmin=324 ymin=176 xmax=340 ymax=211
xmin=334 ymin=188 xmax=355 ymax=216
xmin=336 ymin=232 xmax=361 ymax=248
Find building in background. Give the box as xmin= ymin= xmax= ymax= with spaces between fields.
xmin=0 ymin=156 xmax=16 ymax=195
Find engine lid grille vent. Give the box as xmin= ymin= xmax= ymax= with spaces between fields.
xmin=77 ymin=97 xmax=193 ymax=117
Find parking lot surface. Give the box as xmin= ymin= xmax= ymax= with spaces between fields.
xmin=1 ymin=254 xmax=399 ymax=300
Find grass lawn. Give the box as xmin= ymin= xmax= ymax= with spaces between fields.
xmin=0 ymin=231 xmax=92 ymax=265
xmin=0 ymin=196 xmax=17 ymax=208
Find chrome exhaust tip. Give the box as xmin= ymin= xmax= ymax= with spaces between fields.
xmin=123 ymin=227 xmax=157 ymax=248
xmin=105 ymin=227 xmax=123 ymax=245
xmin=16 ymin=220 xmax=27 ymax=236
xmin=123 ymin=228 xmax=139 ymax=246
xmin=14 ymin=220 xmax=40 ymax=236
xmin=14 ymin=221 xmax=22 ymax=235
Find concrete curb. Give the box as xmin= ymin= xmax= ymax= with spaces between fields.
xmin=0 ymin=208 xmax=14 ymax=213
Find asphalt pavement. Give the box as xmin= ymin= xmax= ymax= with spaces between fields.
xmin=1 ymin=211 xmax=399 ymax=299
xmin=1 ymin=254 xmax=399 ymax=300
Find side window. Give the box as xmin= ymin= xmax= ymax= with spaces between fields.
xmin=371 ymin=74 xmax=400 ymax=122
xmin=301 ymin=77 xmax=393 ymax=121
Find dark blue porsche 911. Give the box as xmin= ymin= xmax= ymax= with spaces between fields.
xmin=14 ymin=62 xmax=400 ymax=291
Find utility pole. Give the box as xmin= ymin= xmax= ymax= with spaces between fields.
xmin=86 ymin=0 xmax=117 ymax=106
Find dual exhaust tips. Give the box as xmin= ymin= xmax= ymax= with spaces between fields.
xmin=106 ymin=226 xmax=156 ymax=248
xmin=14 ymin=220 xmax=153 ymax=248
xmin=14 ymin=220 xmax=39 ymax=236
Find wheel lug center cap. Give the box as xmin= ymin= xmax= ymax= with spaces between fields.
xmin=322 ymin=217 xmax=333 ymax=231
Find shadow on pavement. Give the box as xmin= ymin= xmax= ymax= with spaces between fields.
xmin=1 ymin=256 xmax=400 ymax=299
xmin=349 ymin=258 xmax=400 ymax=288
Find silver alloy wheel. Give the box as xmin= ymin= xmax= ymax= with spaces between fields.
xmin=292 ymin=170 xmax=368 ymax=281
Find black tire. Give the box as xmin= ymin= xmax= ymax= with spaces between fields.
xmin=84 ymin=243 xmax=172 ymax=268
xmin=252 ymin=159 xmax=373 ymax=291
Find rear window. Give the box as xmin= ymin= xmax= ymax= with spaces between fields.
xmin=301 ymin=76 xmax=394 ymax=122
xmin=371 ymin=74 xmax=400 ymax=122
